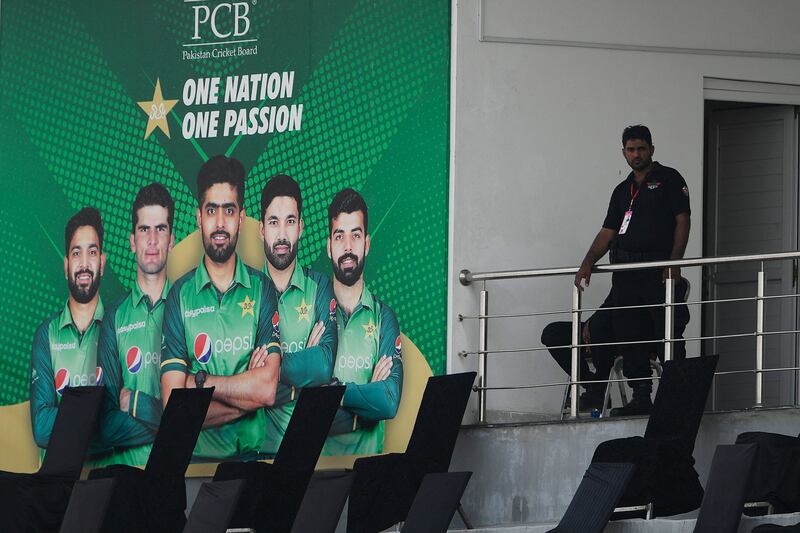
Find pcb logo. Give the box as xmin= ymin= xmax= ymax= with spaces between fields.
xmin=191 ymin=2 xmax=252 ymax=42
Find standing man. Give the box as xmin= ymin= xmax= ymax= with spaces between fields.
xmin=160 ymin=155 xmax=282 ymax=461
xmin=323 ymin=188 xmax=403 ymax=456
xmin=574 ymin=125 xmax=691 ymax=416
xmin=257 ymin=174 xmax=337 ymax=455
xmin=31 ymin=207 xmax=106 ymax=450
xmin=96 ymin=183 xmax=174 ymax=466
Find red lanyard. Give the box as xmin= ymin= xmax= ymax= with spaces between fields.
xmin=628 ymin=183 xmax=640 ymax=210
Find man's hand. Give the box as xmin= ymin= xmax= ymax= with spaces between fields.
xmin=663 ymin=266 xmax=681 ymax=282
xmin=119 ymin=388 xmax=132 ymax=412
xmin=306 ymin=321 xmax=325 ymax=348
xmin=248 ymin=344 xmax=272 ymax=370
xmin=370 ymin=355 xmax=393 ymax=383
xmin=575 ymin=228 xmax=615 ymax=290
xmin=575 ymin=263 xmax=592 ymax=290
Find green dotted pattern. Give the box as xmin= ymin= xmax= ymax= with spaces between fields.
xmin=0 ymin=0 xmax=197 ymax=290
xmin=244 ymin=0 xmax=450 ymax=372
xmin=0 ymin=0 xmax=450 ymax=405
xmin=0 ymin=215 xmax=64 ymax=401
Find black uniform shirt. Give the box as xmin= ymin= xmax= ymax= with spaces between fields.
xmin=602 ymin=162 xmax=691 ymax=253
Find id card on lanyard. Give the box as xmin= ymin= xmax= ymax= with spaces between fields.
xmin=618 ymin=183 xmax=639 ymax=235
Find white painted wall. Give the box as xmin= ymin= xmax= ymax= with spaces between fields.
xmin=448 ymin=0 xmax=800 ymax=422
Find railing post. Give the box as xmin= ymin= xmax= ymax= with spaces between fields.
xmin=755 ymin=264 xmax=765 ymax=408
xmin=478 ymin=287 xmax=489 ymax=423
xmin=664 ymin=274 xmax=674 ymax=362
xmin=570 ymin=285 xmax=581 ymax=418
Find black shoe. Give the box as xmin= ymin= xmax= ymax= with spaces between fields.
xmin=610 ymin=394 xmax=652 ymax=417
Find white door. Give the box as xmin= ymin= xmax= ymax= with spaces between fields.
xmin=705 ymin=105 xmax=798 ymax=410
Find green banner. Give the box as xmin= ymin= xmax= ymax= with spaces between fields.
xmin=0 ymin=0 xmax=451 ymax=418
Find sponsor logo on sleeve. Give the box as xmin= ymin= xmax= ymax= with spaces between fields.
xmin=394 ymin=336 xmax=402 ymax=359
xmin=272 ymin=311 xmax=280 ymax=337
xmin=329 ymin=298 xmax=337 ymax=323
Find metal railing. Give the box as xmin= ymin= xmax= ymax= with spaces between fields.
xmin=459 ymin=251 xmax=800 ymax=422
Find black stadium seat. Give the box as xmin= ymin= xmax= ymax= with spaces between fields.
xmin=0 ymin=386 xmax=104 ymax=533
xmin=214 ymin=385 xmax=345 ymax=533
xmin=89 ymin=387 xmax=213 ymax=533
xmin=548 ymin=463 xmax=635 ymax=533
xmin=347 ymin=372 xmax=476 ymax=533
xmin=591 ymin=355 xmax=718 ymax=518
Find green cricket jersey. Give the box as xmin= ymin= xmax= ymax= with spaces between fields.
xmin=30 ymin=299 xmax=104 ymax=450
xmin=322 ymin=287 xmax=403 ymax=456
xmin=261 ymin=264 xmax=337 ymax=455
xmin=95 ymin=280 xmax=170 ymax=466
xmin=160 ymin=255 xmax=281 ymax=460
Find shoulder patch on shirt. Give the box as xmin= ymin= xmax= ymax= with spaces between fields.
xmin=329 ymin=298 xmax=337 ymax=322
xmin=272 ymin=311 xmax=280 ymax=336
xmin=681 ymin=186 xmax=689 ymax=197
xmin=394 ymin=335 xmax=402 ymax=359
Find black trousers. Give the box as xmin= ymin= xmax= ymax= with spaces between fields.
xmin=609 ymin=270 xmax=690 ymax=383
xmin=541 ymin=307 xmax=615 ymax=391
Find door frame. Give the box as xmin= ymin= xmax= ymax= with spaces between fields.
xmin=703 ymin=84 xmax=800 ymax=409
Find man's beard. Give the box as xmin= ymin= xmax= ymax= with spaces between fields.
xmin=331 ymin=252 xmax=364 ymax=287
xmin=203 ymin=229 xmax=238 ymax=264
xmin=629 ymin=156 xmax=651 ymax=171
xmin=68 ymin=268 xmax=100 ymax=304
xmin=265 ymin=238 xmax=298 ymax=271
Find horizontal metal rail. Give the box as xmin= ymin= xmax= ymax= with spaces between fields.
xmin=461 ymin=328 xmax=800 ymax=357
xmin=459 ymin=291 xmax=800 ymax=321
xmin=460 ymin=251 xmax=800 ymax=422
xmin=460 ymin=251 xmax=800 ymax=285
xmin=473 ymin=366 xmax=800 ymax=391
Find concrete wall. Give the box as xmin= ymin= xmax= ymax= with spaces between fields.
xmin=450 ymin=407 xmax=800 ymax=527
xmin=448 ymin=0 xmax=800 ymax=423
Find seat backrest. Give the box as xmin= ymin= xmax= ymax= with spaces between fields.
xmin=405 ymin=372 xmax=476 ymax=471
xmin=59 ymin=478 xmax=116 ymax=533
xmin=40 ymin=386 xmax=105 ymax=478
xmin=693 ymin=443 xmax=757 ymax=533
xmin=644 ymin=355 xmax=718 ymax=455
xmin=184 ymin=480 xmax=245 ymax=533
xmin=401 ymin=472 xmax=472 ymax=533
xmin=549 ymin=463 xmax=635 ymax=533
xmin=145 ymin=387 xmax=213 ymax=478
xmin=290 ymin=470 xmax=354 ymax=533
xmin=274 ymin=385 xmax=345 ymax=469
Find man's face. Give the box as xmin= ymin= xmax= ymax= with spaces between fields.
xmin=327 ymin=210 xmax=370 ymax=287
xmin=130 ymin=205 xmax=174 ymax=275
xmin=196 ymin=183 xmax=243 ymax=264
xmin=260 ymin=196 xmax=303 ymax=271
xmin=64 ymin=225 xmax=105 ymax=304
xmin=622 ymin=139 xmax=654 ymax=171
